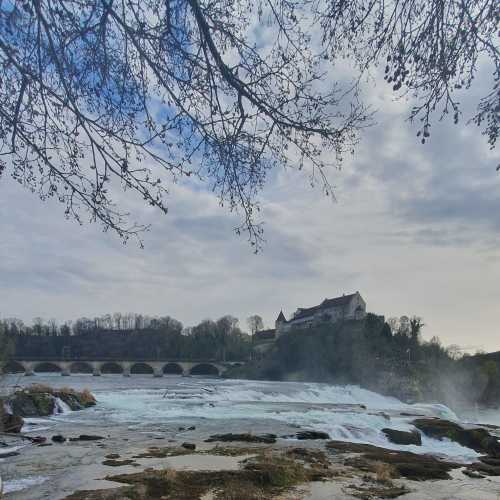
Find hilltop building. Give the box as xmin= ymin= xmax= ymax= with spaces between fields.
xmin=253 ymin=292 xmax=367 ymax=344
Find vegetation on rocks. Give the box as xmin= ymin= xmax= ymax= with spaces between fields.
xmin=7 ymin=384 xmax=96 ymax=418
xmin=64 ymin=449 xmax=332 ymax=500
xmin=1 ymin=384 xmax=96 ymax=434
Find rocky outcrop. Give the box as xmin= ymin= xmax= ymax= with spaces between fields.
xmin=7 ymin=386 xmax=96 ymax=418
xmin=382 ymin=428 xmax=422 ymax=446
xmin=413 ymin=418 xmax=500 ymax=457
xmin=205 ymin=433 xmax=277 ymax=444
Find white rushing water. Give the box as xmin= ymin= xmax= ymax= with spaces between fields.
xmin=8 ymin=374 xmax=498 ymax=463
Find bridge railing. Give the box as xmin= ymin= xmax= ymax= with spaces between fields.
xmin=11 ymin=356 xmax=246 ymax=363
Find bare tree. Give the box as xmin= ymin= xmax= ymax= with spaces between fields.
xmin=0 ymin=0 xmax=497 ymax=248
xmin=247 ymin=315 xmax=264 ymax=336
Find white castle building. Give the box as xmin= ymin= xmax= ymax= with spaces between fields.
xmin=275 ymin=292 xmax=366 ymax=335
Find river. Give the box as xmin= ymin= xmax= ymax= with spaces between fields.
xmin=2 ymin=374 xmax=500 ymax=497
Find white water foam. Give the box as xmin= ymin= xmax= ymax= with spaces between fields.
xmin=54 ymin=397 xmax=72 ymax=415
xmin=3 ymin=475 xmax=48 ymax=493
xmin=91 ymin=379 xmax=479 ymax=461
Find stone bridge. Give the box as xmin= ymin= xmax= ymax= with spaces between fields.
xmin=5 ymin=359 xmax=245 ymax=377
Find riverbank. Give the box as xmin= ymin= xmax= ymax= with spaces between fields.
xmin=3 ymin=419 xmax=500 ymax=499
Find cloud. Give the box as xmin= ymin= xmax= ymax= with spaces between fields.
xmin=0 ymin=41 xmax=499 ymax=351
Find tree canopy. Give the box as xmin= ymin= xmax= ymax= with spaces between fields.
xmin=1 ymin=0 xmax=497 ymax=248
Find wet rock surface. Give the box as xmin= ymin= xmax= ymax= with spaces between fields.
xmin=294 ymin=430 xmax=331 ymax=440
xmin=1 ymin=412 xmax=24 ymax=433
xmin=69 ymin=435 xmax=105 ymax=442
xmin=382 ymin=428 xmax=422 ymax=446
xmin=205 ymin=432 xmax=277 ymax=444
xmin=413 ymin=418 xmax=500 ymax=457
xmin=4 ymin=386 xmax=96 ymax=424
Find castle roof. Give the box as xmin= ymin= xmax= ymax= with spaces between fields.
xmin=292 ymin=293 xmax=358 ymax=320
xmin=276 ymin=310 xmax=286 ymax=323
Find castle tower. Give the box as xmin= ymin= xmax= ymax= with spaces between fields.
xmin=275 ymin=310 xmax=287 ymax=335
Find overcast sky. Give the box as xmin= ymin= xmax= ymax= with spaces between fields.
xmin=1 ymin=51 xmax=499 ymax=352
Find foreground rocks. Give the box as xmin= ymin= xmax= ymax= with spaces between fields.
xmin=413 ymin=418 xmax=500 ymax=457
xmin=64 ymin=448 xmax=333 ymax=500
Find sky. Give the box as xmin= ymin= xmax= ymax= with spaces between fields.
xmin=1 ymin=30 xmax=499 ymax=353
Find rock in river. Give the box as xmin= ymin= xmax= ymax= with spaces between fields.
xmin=295 ymin=430 xmax=331 ymax=440
xmin=382 ymin=428 xmax=422 ymax=446
xmin=205 ymin=433 xmax=277 ymax=444
xmin=413 ymin=418 xmax=500 ymax=457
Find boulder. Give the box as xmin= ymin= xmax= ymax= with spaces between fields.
xmin=31 ymin=436 xmax=46 ymax=444
xmin=52 ymin=435 xmax=67 ymax=443
xmin=295 ymin=431 xmax=331 ymax=440
xmin=182 ymin=442 xmax=196 ymax=450
xmin=2 ymin=413 xmax=24 ymax=433
xmin=382 ymin=428 xmax=422 ymax=446
xmin=205 ymin=433 xmax=277 ymax=444
xmin=413 ymin=418 xmax=500 ymax=457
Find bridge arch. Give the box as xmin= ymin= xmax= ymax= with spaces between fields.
xmin=70 ymin=361 xmax=93 ymax=374
xmin=190 ymin=363 xmax=220 ymax=376
xmin=100 ymin=362 xmax=123 ymax=374
xmin=162 ymin=363 xmax=183 ymax=375
xmin=130 ymin=362 xmax=154 ymax=375
xmin=34 ymin=362 xmax=62 ymax=373
xmin=3 ymin=360 xmax=25 ymax=374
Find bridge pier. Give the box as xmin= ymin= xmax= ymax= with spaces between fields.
xmin=22 ymin=362 xmax=34 ymax=376
xmin=90 ymin=362 xmax=100 ymax=376
xmin=60 ymin=362 xmax=71 ymax=376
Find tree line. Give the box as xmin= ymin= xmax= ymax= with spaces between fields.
xmin=2 ymin=314 xmax=260 ymax=362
